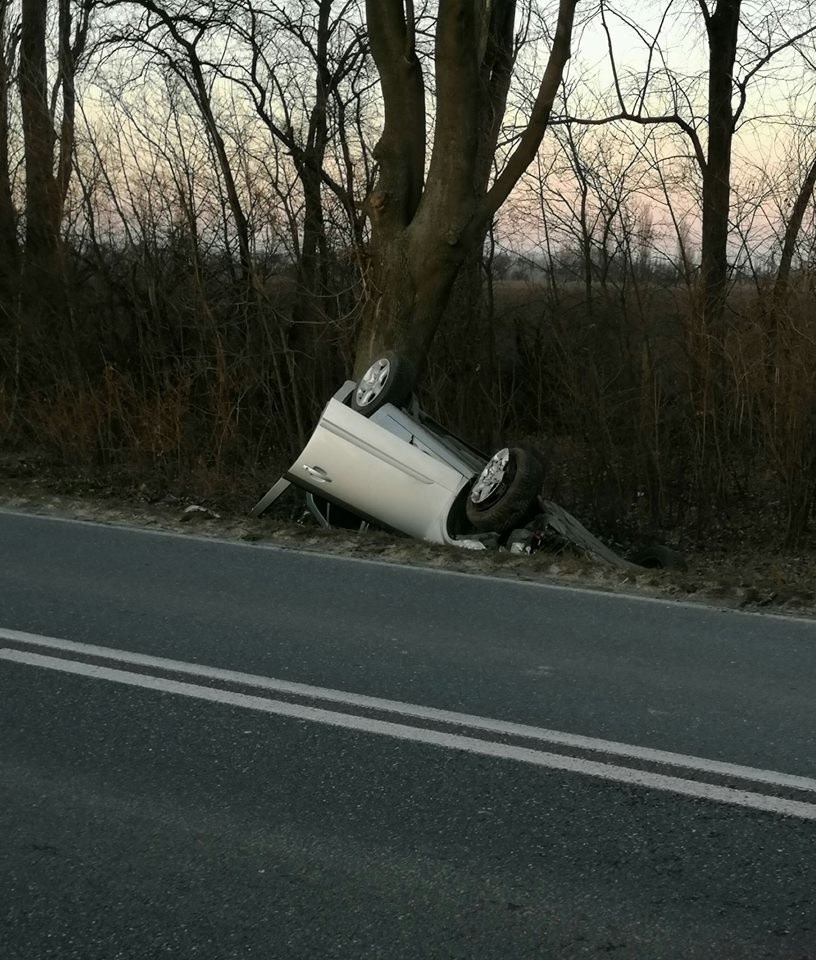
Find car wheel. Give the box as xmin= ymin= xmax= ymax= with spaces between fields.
xmin=627 ymin=544 xmax=688 ymax=571
xmin=351 ymin=352 xmax=414 ymax=415
xmin=465 ymin=446 xmax=544 ymax=534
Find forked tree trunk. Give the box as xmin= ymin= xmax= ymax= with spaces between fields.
xmin=357 ymin=0 xmax=578 ymax=384
xmin=358 ymin=226 xmax=468 ymax=374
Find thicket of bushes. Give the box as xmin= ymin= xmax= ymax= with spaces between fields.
xmin=2 ymin=238 xmax=814 ymax=548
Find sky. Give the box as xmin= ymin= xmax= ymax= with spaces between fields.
xmin=70 ymin=0 xmax=816 ymax=269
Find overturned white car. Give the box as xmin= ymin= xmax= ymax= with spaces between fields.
xmin=251 ymin=353 xmax=544 ymax=546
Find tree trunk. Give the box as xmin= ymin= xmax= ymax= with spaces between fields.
xmin=358 ymin=0 xmax=578 ymax=384
xmin=20 ymin=0 xmax=61 ymax=291
xmin=765 ymin=155 xmax=816 ymax=378
xmin=354 ymin=0 xmax=427 ymax=374
xmin=700 ymin=0 xmax=740 ymax=331
xmin=55 ymin=0 xmax=90 ymax=219
xmin=0 ymin=2 xmax=19 ymax=294
xmin=358 ymin=224 xmax=468 ymax=376
xmin=289 ymin=0 xmax=332 ymax=387
xmin=773 ymin=155 xmax=816 ymax=310
xmin=186 ymin=55 xmax=251 ymax=280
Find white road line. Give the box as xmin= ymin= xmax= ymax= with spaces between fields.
xmin=3 ymin=647 xmax=816 ymax=822
xmin=2 ymin=625 xmax=815 ymax=796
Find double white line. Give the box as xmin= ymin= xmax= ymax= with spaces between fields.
xmin=2 ymin=626 xmax=816 ymax=821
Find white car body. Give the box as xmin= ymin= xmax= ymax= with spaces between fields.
xmin=252 ymin=381 xmax=488 ymax=545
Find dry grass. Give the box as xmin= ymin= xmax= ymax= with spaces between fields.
xmin=2 ymin=262 xmax=816 ymax=555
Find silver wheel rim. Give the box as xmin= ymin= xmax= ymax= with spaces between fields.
xmin=470 ymin=448 xmax=510 ymax=505
xmin=355 ymin=358 xmax=391 ymax=407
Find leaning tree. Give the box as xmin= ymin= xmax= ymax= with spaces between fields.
xmin=356 ymin=0 xmax=580 ymax=381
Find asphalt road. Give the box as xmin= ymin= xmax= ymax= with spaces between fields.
xmin=1 ymin=507 xmax=815 ymax=959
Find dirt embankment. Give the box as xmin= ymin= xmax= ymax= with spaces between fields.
xmin=2 ymin=454 xmax=815 ymax=621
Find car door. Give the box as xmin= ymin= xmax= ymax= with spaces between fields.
xmin=286 ymin=399 xmax=468 ymax=541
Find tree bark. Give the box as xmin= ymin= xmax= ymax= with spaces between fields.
xmin=293 ymin=0 xmax=332 ymax=329
xmin=20 ymin=0 xmax=61 ymax=267
xmin=185 ymin=46 xmax=252 ymax=280
xmin=355 ymin=0 xmax=427 ymax=371
xmin=699 ymin=0 xmax=741 ymax=331
xmin=55 ymin=0 xmax=90 ymax=218
xmin=773 ymin=155 xmax=816 ymax=311
xmin=764 ymin=154 xmax=816 ymax=381
xmin=358 ymin=0 xmax=578 ymax=382
xmin=0 ymin=2 xmax=19 ymax=286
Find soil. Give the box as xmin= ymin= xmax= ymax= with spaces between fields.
xmin=1 ymin=451 xmax=815 ymax=621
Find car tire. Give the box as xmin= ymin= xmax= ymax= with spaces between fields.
xmin=627 ymin=544 xmax=688 ymax=571
xmin=351 ymin=352 xmax=415 ymax=416
xmin=466 ymin=446 xmax=544 ymax=534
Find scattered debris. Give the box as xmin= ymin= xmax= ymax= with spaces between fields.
xmin=538 ymin=499 xmax=635 ymax=570
xmin=180 ymin=504 xmax=221 ymax=522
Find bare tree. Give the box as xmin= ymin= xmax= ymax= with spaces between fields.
xmin=104 ymin=0 xmax=254 ymax=278
xmin=569 ymin=0 xmax=816 ymax=330
xmin=227 ymin=0 xmax=370 ymax=349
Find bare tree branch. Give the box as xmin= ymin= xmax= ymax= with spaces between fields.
xmin=482 ymin=0 xmax=579 ymax=219
xmin=733 ymin=23 xmax=816 ymax=127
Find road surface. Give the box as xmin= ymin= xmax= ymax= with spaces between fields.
xmin=1 ymin=508 xmax=815 ymax=958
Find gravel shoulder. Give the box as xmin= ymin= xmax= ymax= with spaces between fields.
xmin=2 ymin=458 xmax=816 ymax=622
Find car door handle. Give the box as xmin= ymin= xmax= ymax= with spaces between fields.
xmin=303 ymin=465 xmax=332 ymax=483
